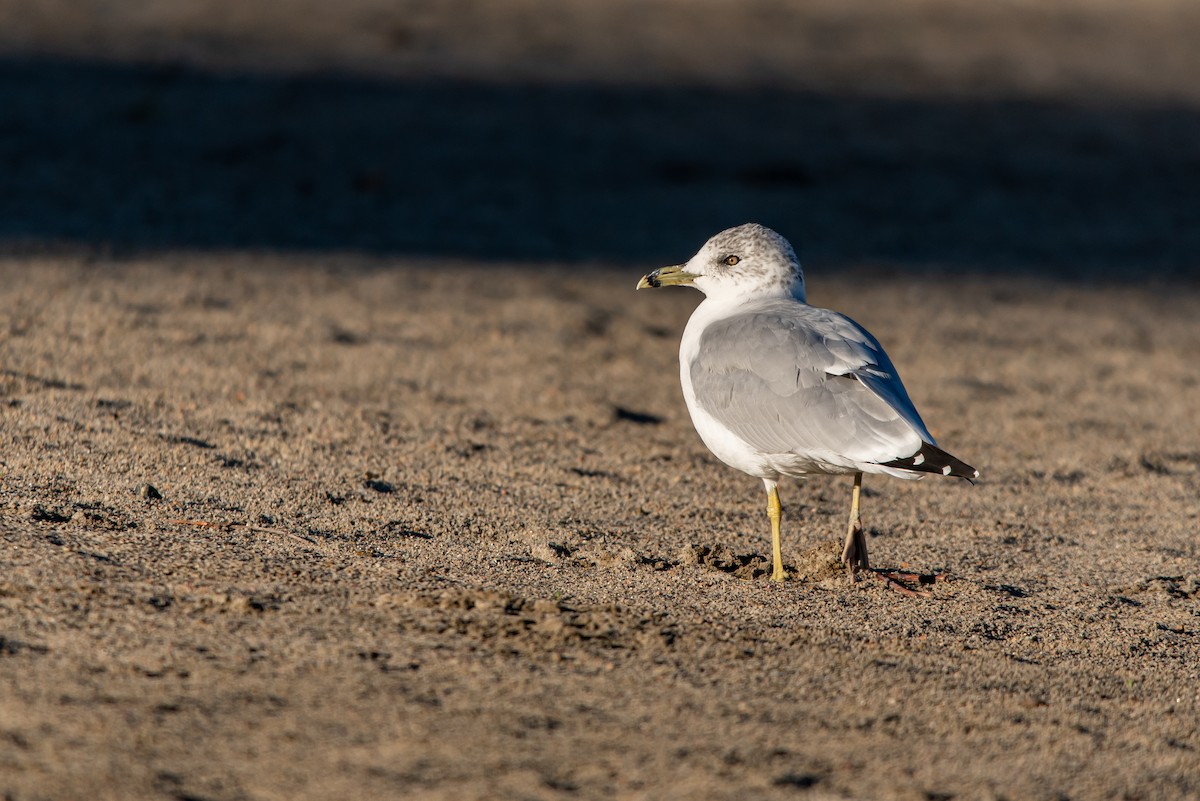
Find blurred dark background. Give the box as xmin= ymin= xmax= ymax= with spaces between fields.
xmin=1 ymin=0 xmax=1198 ymax=278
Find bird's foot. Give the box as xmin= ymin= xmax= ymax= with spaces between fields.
xmin=840 ymin=515 xmax=869 ymax=582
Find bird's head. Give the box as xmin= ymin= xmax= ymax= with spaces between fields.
xmin=637 ymin=223 xmax=806 ymax=303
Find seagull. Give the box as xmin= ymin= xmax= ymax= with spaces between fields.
xmin=637 ymin=223 xmax=977 ymax=584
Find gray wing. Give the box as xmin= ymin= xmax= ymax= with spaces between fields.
xmin=690 ymin=302 xmax=936 ymax=465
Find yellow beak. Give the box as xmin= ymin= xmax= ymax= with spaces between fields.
xmin=636 ymin=264 xmax=698 ymax=289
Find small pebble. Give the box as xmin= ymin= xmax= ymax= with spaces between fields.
xmin=139 ymin=483 xmax=162 ymax=500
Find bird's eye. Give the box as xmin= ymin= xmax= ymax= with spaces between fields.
xmin=723 ymin=255 xmax=740 ymax=266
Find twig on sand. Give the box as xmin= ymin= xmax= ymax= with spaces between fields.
xmin=167 ymin=518 xmax=337 ymax=554
xmin=868 ymin=568 xmax=950 ymax=598
xmin=235 ymin=522 xmax=328 ymax=550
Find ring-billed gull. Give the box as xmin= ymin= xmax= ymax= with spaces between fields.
xmin=637 ymin=223 xmax=977 ymax=584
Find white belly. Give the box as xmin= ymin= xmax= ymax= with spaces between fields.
xmin=682 ymin=387 xmax=780 ymax=479
xmin=678 ymin=297 xmax=782 ymax=480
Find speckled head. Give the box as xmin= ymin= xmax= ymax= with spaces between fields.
xmin=682 ymin=223 xmax=806 ymax=303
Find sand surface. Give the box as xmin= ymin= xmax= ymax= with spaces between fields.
xmin=2 ymin=2 xmax=1200 ymax=800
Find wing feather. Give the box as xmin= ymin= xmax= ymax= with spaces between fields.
xmin=690 ymin=300 xmax=935 ymax=467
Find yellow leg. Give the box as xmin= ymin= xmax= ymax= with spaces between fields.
xmin=840 ymin=471 xmax=869 ymax=575
xmin=767 ymin=484 xmax=785 ymax=582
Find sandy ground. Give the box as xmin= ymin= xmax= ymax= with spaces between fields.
xmin=3 ymin=258 xmax=1198 ymax=801
xmin=2 ymin=2 xmax=1200 ymax=800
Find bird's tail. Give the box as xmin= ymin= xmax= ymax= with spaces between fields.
xmin=880 ymin=442 xmax=979 ymax=482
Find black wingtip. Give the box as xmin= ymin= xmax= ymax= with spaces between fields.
xmin=880 ymin=442 xmax=979 ymax=482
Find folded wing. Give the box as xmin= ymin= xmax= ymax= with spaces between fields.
xmin=690 ymin=301 xmax=937 ymax=470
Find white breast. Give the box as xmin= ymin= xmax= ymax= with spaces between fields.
xmin=679 ymin=298 xmax=782 ymax=481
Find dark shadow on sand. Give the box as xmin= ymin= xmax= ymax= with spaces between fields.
xmin=2 ymin=57 xmax=1197 ymax=278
